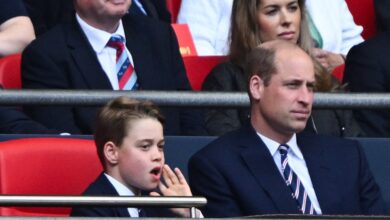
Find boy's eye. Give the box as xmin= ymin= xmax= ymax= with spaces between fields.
xmin=158 ymin=144 xmax=164 ymax=151
xmin=139 ymin=144 xmax=151 ymax=150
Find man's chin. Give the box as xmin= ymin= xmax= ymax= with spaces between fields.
xmin=291 ymin=122 xmax=308 ymax=133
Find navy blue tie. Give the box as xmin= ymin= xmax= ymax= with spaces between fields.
xmin=279 ymin=144 xmax=316 ymax=214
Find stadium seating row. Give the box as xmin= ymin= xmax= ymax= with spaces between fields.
xmin=0 ymin=0 xmax=377 ymax=90
xmin=167 ymin=0 xmax=377 ymax=39
xmin=0 ymin=54 xmax=225 ymax=91
xmin=0 ymin=136 xmax=388 ymax=216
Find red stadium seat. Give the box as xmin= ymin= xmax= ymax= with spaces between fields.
xmin=0 ymin=54 xmax=22 ymax=89
xmin=165 ymin=0 xmax=181 ymax=23
xmin=183 ymin=56 xmax=226 ymax=91
xmin=332 ymin=64 xmax=345 ymax=83
xmin=0 ymin=137 xmax=102 ymax=216
xmin=345 ymin=0 xmax=377 ymax=39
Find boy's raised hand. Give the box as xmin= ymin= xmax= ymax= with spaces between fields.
xmin=150 ymin=164 xmax=199 ymax=217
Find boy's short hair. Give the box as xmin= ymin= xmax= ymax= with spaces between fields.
xmin=94 ymin=96 xmax=165 ymax=168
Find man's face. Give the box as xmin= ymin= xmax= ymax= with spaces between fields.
xmin=76 ymin=0 xmax=131 ymax=21
xmin=113 ymin=118 xmax=165 ymax=192
xmin=252 ymin=48 xmax=315 ymax=140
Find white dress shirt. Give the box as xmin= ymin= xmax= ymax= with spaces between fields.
xmin=76 ymin=14 xmax=135 ymax=90
xmin=104 ymin=173 xmax=140 ymax=217
xmin=257 ymin=132 xmax=323 ymax=214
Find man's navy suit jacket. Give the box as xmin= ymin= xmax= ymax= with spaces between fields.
xmin=21 ymin=14 xmax=204 ymax=135
xmin=70 ymin=173 xmax=172 ymax=217
xmin=189 ymin=123 xmax=385 ymax=217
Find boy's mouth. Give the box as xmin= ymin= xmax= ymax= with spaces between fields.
xmin=150 ymin=166 xmax=161 ymax=176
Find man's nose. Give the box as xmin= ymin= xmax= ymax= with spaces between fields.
xmin=298 ymin=86 xmax=314 ymax=105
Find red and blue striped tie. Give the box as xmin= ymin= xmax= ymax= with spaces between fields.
xmin=107 ymin=35 xmax=138 ymax=90
xmin=279 ymin=144 xmax=316 ymax=215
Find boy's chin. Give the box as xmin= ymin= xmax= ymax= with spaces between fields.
xmin=141 ymin=182 xmax=160 ymax=192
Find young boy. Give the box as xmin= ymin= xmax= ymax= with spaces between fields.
xmin=71 ymin=96 xmax=200 ymax=217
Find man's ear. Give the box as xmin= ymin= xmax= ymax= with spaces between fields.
xmin=104 ymin=141 xmax=119 ymax=165
xmin=249 ymin=75 xmax=264 ymax=100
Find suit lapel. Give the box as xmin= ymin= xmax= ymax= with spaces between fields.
xmin=123 ymin=15 xmax=162 ymax=90
xmin=139 ymin=0 xmax=159 ymax=19
xmin=239 ymin=125 xmax=301 ymax=214
xmin=97 ymin=173 xmax=131 ymax=217
xmin=66 ymin=19 xmax=113 ymax=89
xmin=297 ymin=133 xmax=341 ymax=214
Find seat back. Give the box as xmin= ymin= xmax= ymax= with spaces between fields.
xmin=0 ymin=54 xmax=22 ymax=89
xmin=0 ymin=137 xmax=102 ymax=216
xmin=345 ymin=0 xmax=377 ymax=39
xmin=332 ymin=64 xmax=345 ymax=82
xmin=165 ymin=0 xmax=181 ymax=23
xmin=183 ymin=56 xmax=226 ymax=90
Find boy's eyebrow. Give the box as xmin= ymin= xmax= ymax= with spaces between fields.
xmin=136 ymin=138 xmax=165 ymax=143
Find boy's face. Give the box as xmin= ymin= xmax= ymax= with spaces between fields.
xmin=113 ymin=118 xmax=165 ymax=192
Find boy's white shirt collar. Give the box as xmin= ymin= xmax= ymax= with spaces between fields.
xmin=104 ymin=173 xmax=135 ymax=196
xmin=104 ymin=173 xmax=139 ymax=217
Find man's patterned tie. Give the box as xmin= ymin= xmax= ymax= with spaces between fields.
xmin=279 ymin=144 xmax=316 ymax=214
xmin=107 ymin=35 xmax=138 ymax=90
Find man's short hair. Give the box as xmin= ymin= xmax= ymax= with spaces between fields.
xmin=244 ymin=46 xmax=277 ymax=87
xmin=94 ymin=96 xmax=165 ymax=167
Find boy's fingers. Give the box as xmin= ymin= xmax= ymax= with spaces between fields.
xmin=149 ymin=191 xmax=161 ymax=197
xmin=163 ymin=164 xmax=179 ymax=185
xmin=158 ymin=181 xmax=168 ymax=194
xmin=174 ymin=167 xmax=188 ymax=185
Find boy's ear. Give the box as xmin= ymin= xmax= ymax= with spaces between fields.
xmin=104 ymin=141 xmax=119 ymax=165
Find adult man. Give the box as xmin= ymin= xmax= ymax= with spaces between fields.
xmin=21 ymin=0 xmax=204 ymax=135
xmin=23 ymin=0 xmax=170 ymax=36
xmin=343 ymin=32 xmax=390 ymax=137
xmin=189 ymin=41 xmax=384 ymax=217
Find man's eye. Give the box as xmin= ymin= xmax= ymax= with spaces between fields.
xmin=287 ymin=83 xmax=299 ymax=88
xmin=307 ymin=85 xmax=315 ymax=92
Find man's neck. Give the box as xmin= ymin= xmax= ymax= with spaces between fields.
xmin=77 ymin=14 xmax=121 ymax=33
xmin=250 ymin=117 xmax=293 ymax=144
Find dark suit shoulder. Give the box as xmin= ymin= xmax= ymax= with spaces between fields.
xmin=26 ymin=23 xmax=68 ymax=49
xmin=345 ymin=31 xmax=390 ymax=73
xmin=122 ymin=14 xmax=172 ymax=34
xmin=22 ymin=22 xmax=72 ymax=62
xmin=298 ymin=131 xmax=362 ymax=157
xmin=299 ymin=131 xmax=360 ymax=146
xmin=70 ymin=173 xmax=129 ymax=217
xmin=352 ymin=31 xmax=390 ymax=52
xmin=81 ymin=173 xmax=118 ymax=196
xmin=192 ymin=125 xmax=253 ymax=159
